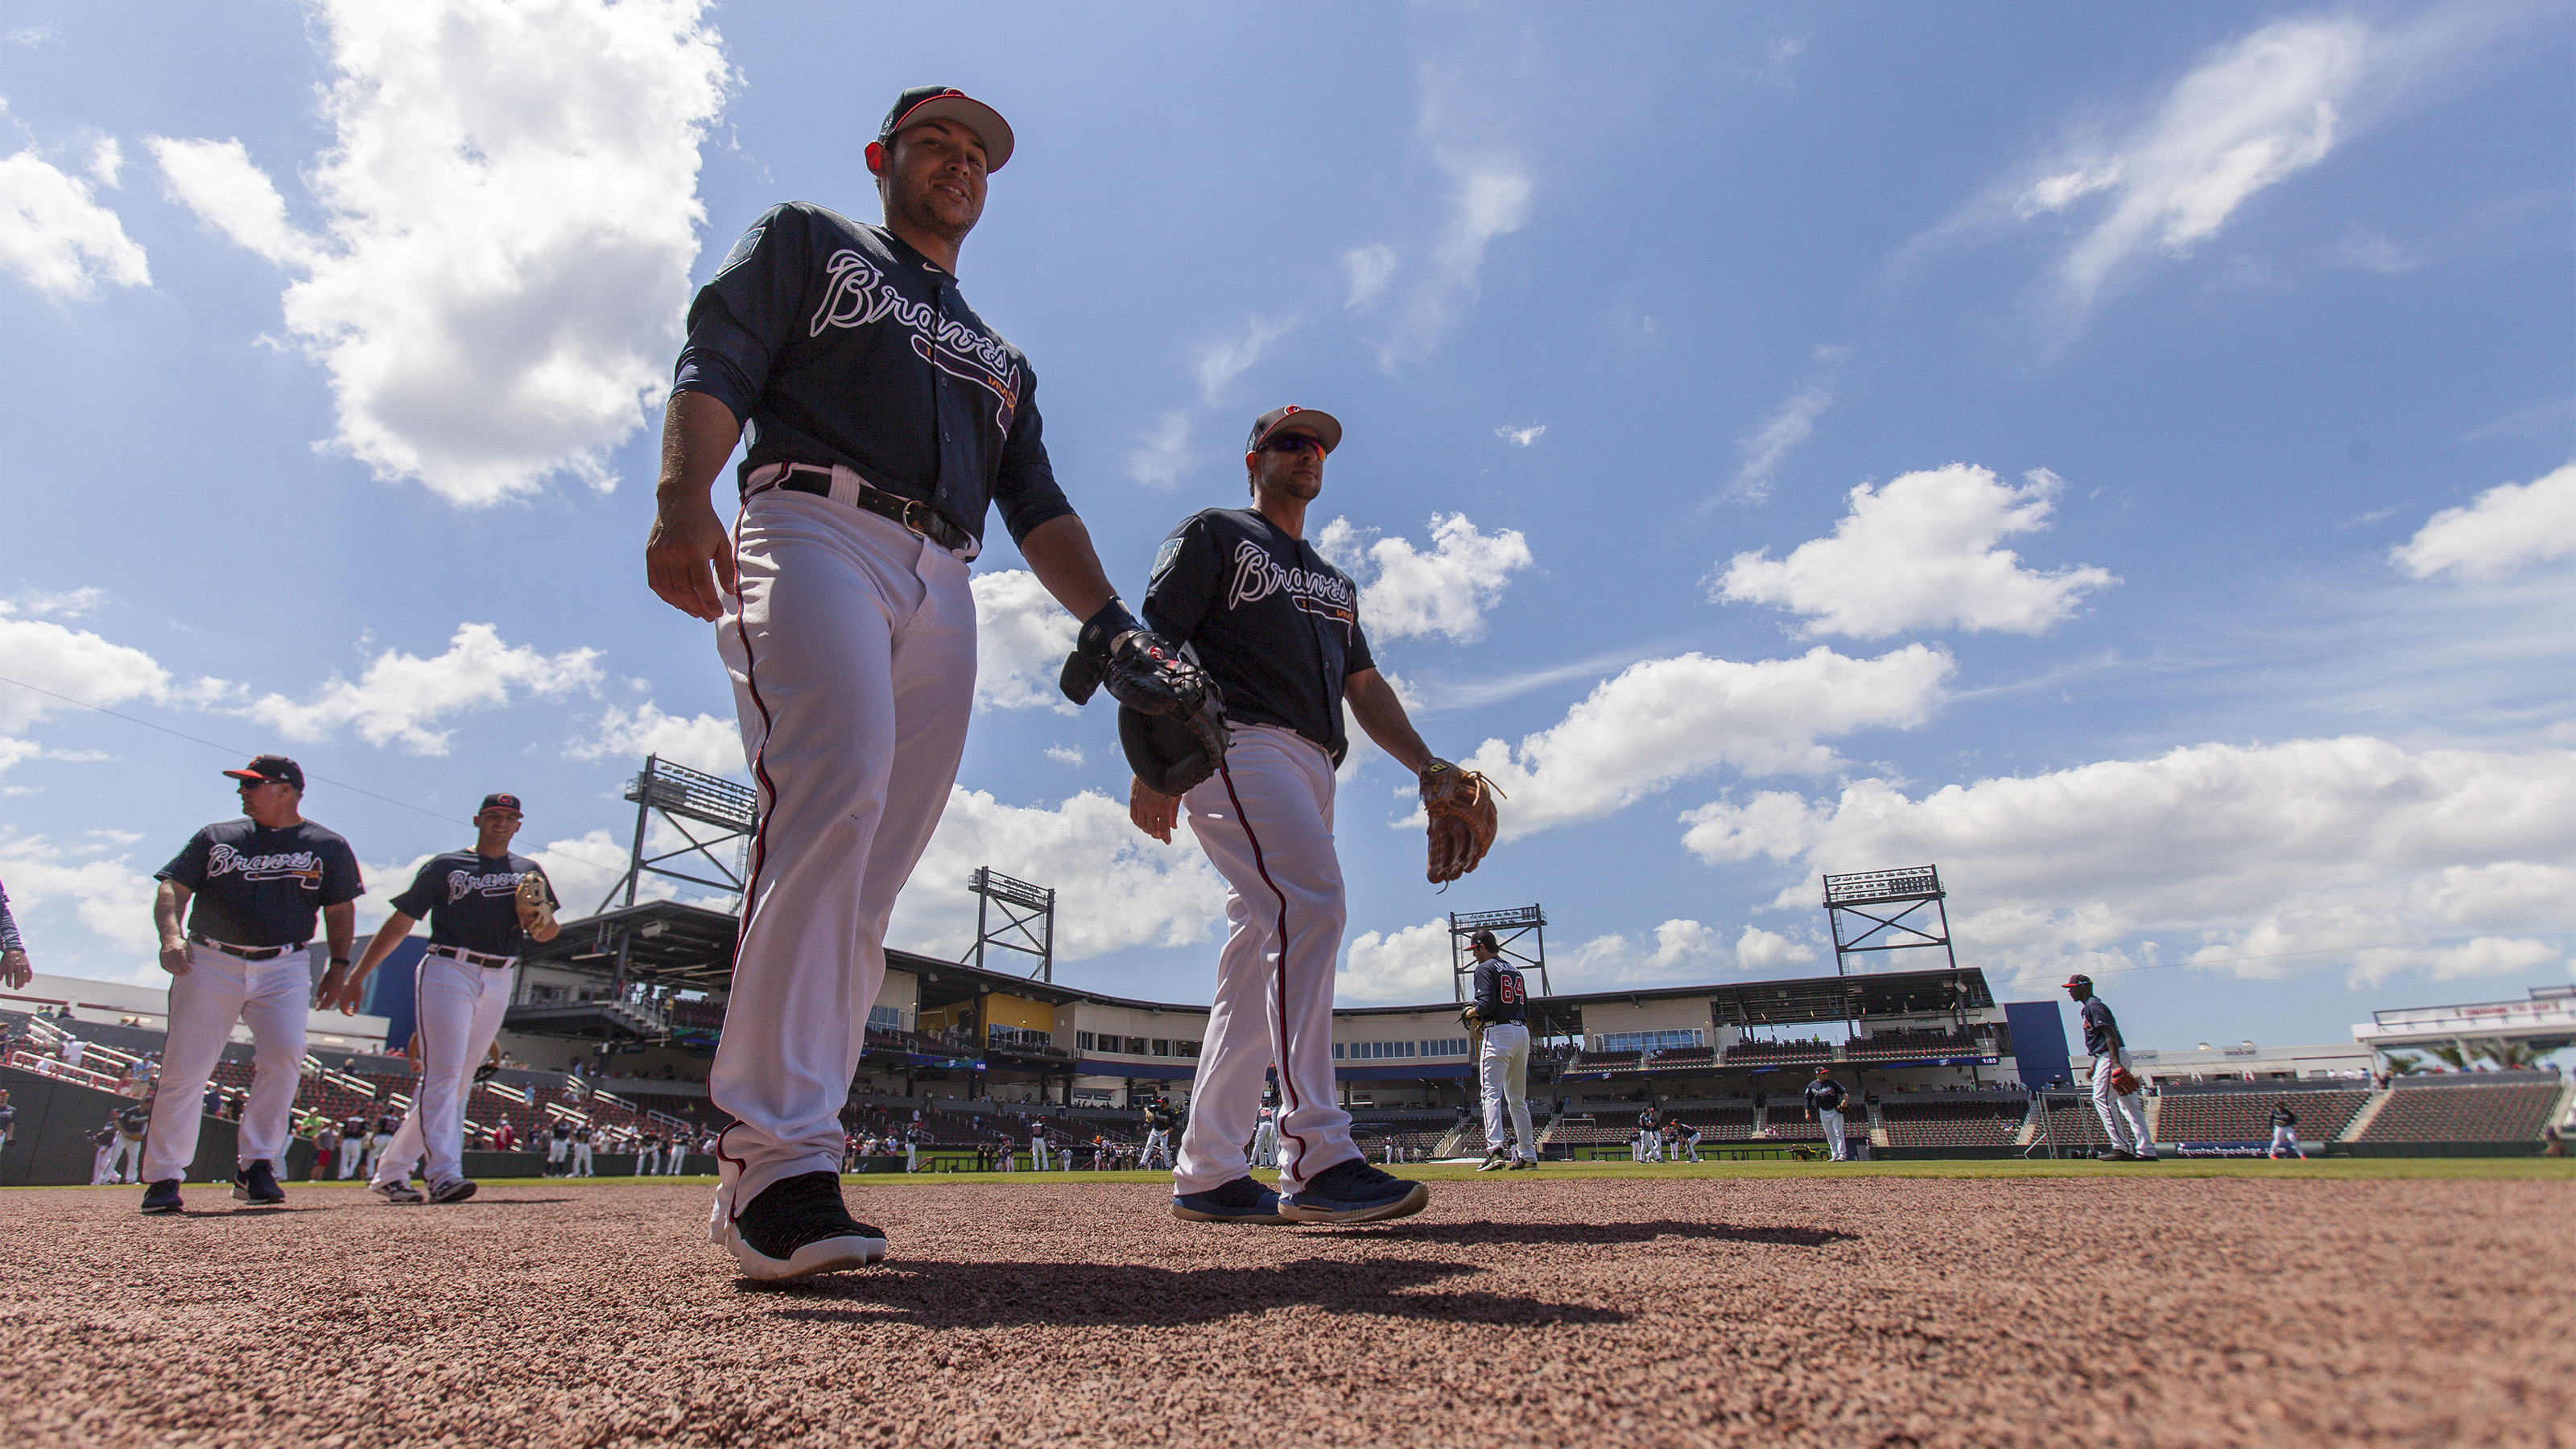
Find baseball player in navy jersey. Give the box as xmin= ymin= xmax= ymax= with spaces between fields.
xmin=1129 ymin=405 xmax=1484 ymax=1227
xmin=2064 ymin=975 xmax=2157 ymax=1161
xmin=140 ymin=756 xmax=363 ymax=1214
xmin=337 ymin=793 xmax=559 ymax=1204
xmin=646 ymin=85 xmax=1181 ymax=1282
xmin=1467 ymin=931 xmax=1538 ymax=1170
xmin=1804 ymin=1067 xmax=1851 ymax=1162
xmin=2267 ymin=1100 xmax=2306 ymax=1160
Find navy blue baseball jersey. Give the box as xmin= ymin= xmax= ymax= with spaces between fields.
xmin=1805 ymin=1078 xmax=1848 ymax=1114
xmin=1472 ymin=959 xmax=1528 ymax=1026
xmin=2079 ymin=997 xmax=2123 ymax=1057
xmin=671 ymin=202 xmax=1073 ymax=549
xmin=388 ymin=851 xmax=555 ymax=956
xmin=1141 ymin=507 xmax=1377 ymax=764
xmin=2268 ymin=1104 xmax=2297 ymax=1129
xmin=156 ymin=819 xmax=364 ymax=948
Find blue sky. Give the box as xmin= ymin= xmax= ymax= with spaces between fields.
xmin=1 ymin=1 xmax=2569 ymax=1055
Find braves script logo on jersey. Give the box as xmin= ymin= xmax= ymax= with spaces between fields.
xmin=204 ymin=844 xmax=323 ymax=886
xmin=1225 ymin=540 xmax=1358 ymax=638
xmin=444 ymin=869 xmax=528 ymax=905
xmin=808 ymin=249 xmax=1019 ymax=430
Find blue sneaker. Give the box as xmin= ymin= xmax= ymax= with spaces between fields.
xmin=140 ymin=1179 xmax=184 ymax=1215
xmin=1171 ymin=1175 xmax=1286 ymax=1224
xmin=1278 ymin=1157 xmax=1429 ymax=1224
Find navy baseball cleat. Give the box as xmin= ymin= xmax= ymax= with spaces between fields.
xmin=1171 ymin=1176 xmax=1286 ymax=1224
xmin=371 ymin=1179 xmax=426 ymax=1204
xmin=140 ymin=1179 xmax=184 ymax=1215
xmin=427 ymin=1177 xmax=478 ymax=1203
xmin=1278 ymin=1157 xmax=1429 ymax=1224
xmin=1476 ymin=1149 xmax=1509 ymax=1172
xmin=232 ymin=1159 xmax=286 ymax=1204
xmin=718 ymin=1170 xmax=887 ymax=1281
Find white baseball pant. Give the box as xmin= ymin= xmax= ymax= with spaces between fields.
xmin=1818 ymin=1108 xmax=1847 ymax=1161
xmin=547 ymin=1139 xmax=569 ymax=1172
xmin=1030 ymin=1138 xmax=1050 ymax=1170
xmin=142 ymin=942 xmax=308 ymax=1184
xmin=1478 ymin=1022 xmax=1535 ymax=1162
xmin=1143 ymin=1128 xmax=1170 ymax=1169
xmin=373 ymin=952 xmax=515 ymax=1190
xmin=2091 ymin=1053 xmax=2152 ymax=1154
xmin=1172 ymin=726 xmax=1359 ymax=1198
xmin=636 ymin=1146 xmax=660 ymax=1175
xmin=572 ymin=1142 xmax=592 ymax=1175
xmin=1683 ymin=1133 xmax=1703 ymax=1163
xmin=110 ymin=1135 xmax=144 ymax=1183
xmin=1249 ymin=1121 xmax=1277 ymax=1167
xmin=709 ymin=483 xmax=976 ymax=1216
xmin=2269 ymin=1126 xmax=2303 ymax=1158
xmin=93 ymin=1141 xmax=119 ymax=1184
xmin=336 ymin=1138 xmax=363 ymax=1179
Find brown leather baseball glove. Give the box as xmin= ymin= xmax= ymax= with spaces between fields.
xmin=2108 ymin=1065 xmax=2141 ymax=1096
xmin=515 ymin=872 xmax=556 ymax=935
xmin=1420 ymin=758 xmax=1501 ymax=886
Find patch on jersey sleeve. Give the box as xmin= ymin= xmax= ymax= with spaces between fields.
xmin=1150 ymin=535 xmax=1184 ymax=581
xmin=714 ymin=225 xmax=766 ymax=278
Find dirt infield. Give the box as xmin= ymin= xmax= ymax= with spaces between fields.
xmin=5 ymin=1171 xmax=2567 ymax=1447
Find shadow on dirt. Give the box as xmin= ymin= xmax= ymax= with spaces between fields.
xmin=1331 ymin=1220 xmax=1858 ymax=1249
xmin=753 ymin=1256 xmax=1627 ymax=1327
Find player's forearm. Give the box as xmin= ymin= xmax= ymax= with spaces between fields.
xmin=1018 ymin=514 xmax=1117 ymax=623
xmin=152 ymin=882 xmax=189 ymax=948
xmin=655 ymin=390 xmax=742 ymax=504
xmin=323 ymin=902 xmax=355 ymax=963
xmin=1344 ymin=671 xmax=1433 ymax=774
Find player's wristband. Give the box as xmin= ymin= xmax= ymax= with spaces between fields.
xmin=329 ymin=956 xmax=351 ymax=966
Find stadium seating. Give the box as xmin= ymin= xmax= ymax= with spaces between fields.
xmin=2156 ymin=1088 xmax=2369 ymax=1143
xmin=2359 ymin=1083 xmax=2562 ymax=1142
xmin=1879 ymin=1096 xmax=2028 ymax=1146
xmin=1666 ymin=1105 xmax=1756 ymax=1140
xmin=1571 ymin=1050 xmax=1642 ymax=1071
xmin=1846 ymin=1028 xmax=1974 ymax=1063
xmin=2039 ymin=1097 xmax=2112 ymax=1148
xmin=1724 ymin=1038 xmax=1833 ymax=1066
xmin=1649 ymin=1046 xmax=1715 ymax=1067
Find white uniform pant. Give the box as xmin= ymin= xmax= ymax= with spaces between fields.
xmin=373 ymin=953 xmax=515 ymax=1189
xmin=1682 ymin=1133 xmax=1703 ymax=1163
xmin=547 ymin=1139 xmax=569 ymax=1171
xmin=710 ymin=486 xmax=976 ymax=1211
xmin=1478 ymin=1022 xmax=1535 ymax=1160
xmin=1030 ymin=1138 xmax=1050 ymax=1170
xmin=637 ymin=1146 xmax=661 ymax=1175
xmin=2091 ymin=1053 xmax=2152 ymax=1154
xmin=1173 ymin=727 xmax=1358 ymax=1197
xmin=1143 ymin=1128 xmax=1171 ymax=1169
xmin=111 ymin=1136 xmax=144 ymax=1183
xmin=1249 ymin=1121 xmax=1278 ymax=1167
xmin=2269 ymin=1126 xmax=2303 ymax=1158
xmin=93 ymin=1141 xmax=120 ymax=1183
xmin=572 ymin=1143 xmax=593 ymax=1175
xmin=336 ymin=1139 xmax=363 ymax=1179
xmin=1818 ymin=1108 xmax=1847 ymax=1161
xmin=142 ymin=943 xmax=309 ymax=1184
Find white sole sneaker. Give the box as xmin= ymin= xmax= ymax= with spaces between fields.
xmin=714 ymin=1214 xmax=887 ymax=1281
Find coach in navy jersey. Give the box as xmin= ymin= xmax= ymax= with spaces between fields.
xmin=142 ymin=756 xmax=363 ymax=1213
xmin=339 ymin=792 xmax=559 ymax=1203
xmin=1134 ymin=404 xmax=1464 ymax=1227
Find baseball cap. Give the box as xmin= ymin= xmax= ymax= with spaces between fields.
xmin=2062 ymin=974 xmax=2093 ymax=989
xmin=223 ymin=754 xmax=304 ymax=791
xmin=878 ymin=85 xmax=1014 ymax=171
xmin=1469 ymin=928 xmax=1499 ymax=951
xmin=479 ymin=793 xmax=524 ymax=815
xmin=1247 ymin=405 xmax=1342 ymax=456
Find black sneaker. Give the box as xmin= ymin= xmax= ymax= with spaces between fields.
xmin=1278 ymin=1156 xmax=1430 ymax=1224
xmin=2095 ymin=1149 xmax=2136 ymax=1162
xmin=720 ymin=1170 xmax=887 ymax=1281
xmin=232 ymin=1160 xmax=286 ymax=1204
xmin=1476 ymin=1150 xmax=1509 ymax=1172
xmin=140 ymin=1179 xmax=184 ymax=1215
xmin=427 ymin=1178 xmax=478 ymax=1203
xmin=1170 ymin=1175 xmax=1286 ymax=1224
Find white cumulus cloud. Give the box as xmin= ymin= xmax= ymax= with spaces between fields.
xmin=1455 ymin=644 xmax=1953 ymax=838
xmin=568 ymin=700 xmax=741 ymax=777
xmin=971 ymin=570 xmax=1078 ymax=715
xmin=2391 ymin=463 xmax=2576 ymax=581
xmin=1336 ymin=918 xmax=1458 ymax=1005
xmin=244 ymin=623 xmax=601 ymax=754
xmin=1316 ymin=513 xmax=1533 ymax=645
xmin=0 ymin=602 xmax=173 ymax=731
xmin=1377 ymin=155 xmax=1530 ymax=369
xmin=0 ymin=829 xmax=162 ymax=956
xmin=0 ymin=141 xmax=149 ymax=299
xmin=1494 ymin=423 xmax=1545 ymax=448
xmin=1679 ymin=737 xmax=2576 ymax=993
xmin=149 ymin=0 xmax=729 ymax=506
xmin=2018 ymin=16 xmax=2369 ymax=304
xmin=1715 ymin=464 xmax=2116 ymax=639
xmin=1733 ymin=925 xmax=1818 ymax=972
xmin=890 ymin=786 xmax=1230 ymax=964
xmin=1559 ymin=918 xmax=1734 ymax=989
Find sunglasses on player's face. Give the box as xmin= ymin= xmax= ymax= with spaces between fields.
xmin=1259 ymin=433 xmax=1322 ymax=455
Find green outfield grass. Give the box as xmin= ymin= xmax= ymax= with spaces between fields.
xmin=17 ymin=1156 xmax=2572 ymax=1191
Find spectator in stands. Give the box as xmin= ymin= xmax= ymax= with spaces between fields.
xmin=2063 ymin=974 xmax=2156 ymax=1162
xmin=492 ymin=1119 xmax=517 ymax=1154
xmin=59 ymin=1031 xmax=85 ymax=1072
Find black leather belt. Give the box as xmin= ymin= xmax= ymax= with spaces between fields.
xmin=767 ymin=463 xmax=971 ymax=551
xmin=427 ymin=944 xmax=518 ymax=969
xmin=189 ymin=935 xmax=303 ymax=962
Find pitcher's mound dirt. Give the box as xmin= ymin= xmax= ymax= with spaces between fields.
xmin=2 ymin=1176 xmax=2565 ymax=1447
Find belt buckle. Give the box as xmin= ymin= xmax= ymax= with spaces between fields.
xmin=898 ymin=497 xmax=932 ymax=539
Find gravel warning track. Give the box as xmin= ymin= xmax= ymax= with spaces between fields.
xmin=2 ymin=1176 xmax=2565 ymax=1447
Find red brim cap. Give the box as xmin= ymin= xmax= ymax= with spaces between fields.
xmin=1248 ymin=405 xmax=1343 ymax=455
xmin=882 ymin=88 xmax=1014 ymax=171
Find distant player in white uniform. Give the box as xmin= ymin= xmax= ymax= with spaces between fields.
xmin=1805 ymin=1067 xmax=1851 ymax=1162
xmin=1141 ymin=1100 xmax=1177 ymax=1170
xmin=140 ymin=755 xmax=363 ymax=1215
xmin=1466 ymin=931 xmax=1538 ymax=1171
xmin=340 ymin=792 xmax=559 ymax=1205
xmin=648 ymin=84 xmax=1157 ymax=1283
xmin=1249 ymin=1097 xmax=1279 ymax=1170
xmin=1680 ymin=1121 xmax=1704 ymax=1163
xmin=2267 ymin=1101 xmax=2306 ymax=1160
xmin=1126 ymin=405 xmax=1491 ymax=1227
xmin=1029 ymin=1121 xmax=1051 ymax=1171
xmin=572 ymin=1124 xmax=595 ymax=1177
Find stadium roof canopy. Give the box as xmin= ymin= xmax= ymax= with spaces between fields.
xmin=2351 ymin=985 xmax=2576 ymax=1055
xmin=516 ymin=901 xmax=741 ymax=990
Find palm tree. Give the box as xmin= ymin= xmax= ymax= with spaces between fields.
xmin=2383 ymin=1053 xmax=2429 ymax=1075
xmin=2476 ymin=1038 xmax=2544 ymax=1070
